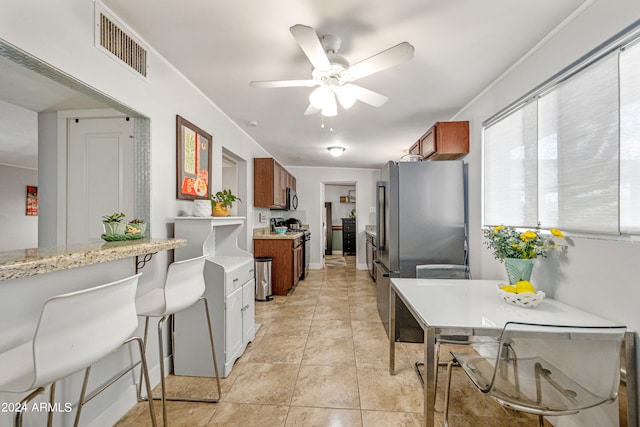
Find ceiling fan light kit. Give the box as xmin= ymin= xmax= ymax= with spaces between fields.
xmin=328 ymin=146 xmax=345 ymax=157
xmin=250 ymin=24 xmax=414 ymax=117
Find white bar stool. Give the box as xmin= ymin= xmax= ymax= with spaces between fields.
xmin=0 ymin=273 xmax=156 ymax=427
xmin=135 ymin=255 xmax=221 ymax=426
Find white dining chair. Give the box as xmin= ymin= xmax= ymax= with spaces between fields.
xmin=444 ymin=321 xmax=627 ymax=427
xmin=0 ymin=273 xmax=157 ymax=427
xmin=135 ymin=255 xmax=221 ymax=426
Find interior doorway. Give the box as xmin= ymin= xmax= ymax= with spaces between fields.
xmin=322 ymin=182 xmax=357 ymax=263
xmin=221 ymin=153 xmax=239 ymax=216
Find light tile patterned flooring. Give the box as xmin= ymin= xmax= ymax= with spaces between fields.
xmin=116 ymin=256 xmax=545 ymax=426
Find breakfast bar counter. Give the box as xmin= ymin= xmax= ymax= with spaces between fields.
xmin=0 ymin=238 xmax=186 ymax=282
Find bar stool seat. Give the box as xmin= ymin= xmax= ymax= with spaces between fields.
xmin=0 ymin=274 xmax=156 ymax=427
xmin=136 ymin=255 xmax=221 ymax=426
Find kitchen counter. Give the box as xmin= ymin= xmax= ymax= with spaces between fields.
xmin=0 ymin=238 xmax=186 ymax=281
xmin=253 ymin=227 xmax=305 ymax=240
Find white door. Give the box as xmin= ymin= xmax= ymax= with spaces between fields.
xmin=67 ymin=117 xmax=134 ymax=244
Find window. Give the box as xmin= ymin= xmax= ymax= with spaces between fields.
xmin=620 ymin=40 xmax=640 ymax=234
xmin=483 ymin=31 xmax=640 ymax=236
xmin=537 ymin=52 xmax=619 ymax=234
xmin=484 ymin=102 xmax=537 ymax=227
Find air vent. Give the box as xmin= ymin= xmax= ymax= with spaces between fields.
xmin=95 ymin=4 xmax=148 ymax=79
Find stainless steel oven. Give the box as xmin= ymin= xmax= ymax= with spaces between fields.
xmin=301 ymin=230 xmax=310 ymax=279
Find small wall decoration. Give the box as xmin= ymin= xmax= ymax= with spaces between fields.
xmin=348 ymin=190 xmax=356 ymax=203
xmin=176 ymin=115 xmax=212 ymax=200
xmin=26 ymin=186 xmax=38 ymax=216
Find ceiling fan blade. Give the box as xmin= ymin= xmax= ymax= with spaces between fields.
xmin=250 ymin=79 xmax=317 ymax=88
xmin=347 ymin=84 xmax=388 ymax=107
xmin=290 ymin=24 xmax=331 ymax=71
xmin=304 ymin=104 xmax=320 ymax=115
xmin=348 ymin=42 xmax=414 ymax=80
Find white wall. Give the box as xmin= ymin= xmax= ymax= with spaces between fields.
xmin=288 ymin=166 xmax=379 ymax=270
xmin=455 ymin=1 xmax=640 ymax=425
xmin=0 ymin=165 xmax=37 ymax=251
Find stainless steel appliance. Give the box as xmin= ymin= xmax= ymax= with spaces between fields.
xmin=270 ymin=217 xmax=285 ymax=233
xmin=375 ymin=160 xmax=467 ymax=342
xmin=302 ymin=230 xmax=311 ymax=279
xmin=285 ymin=217 xmax=302 ymax=230
xmin=286 ymin=187 xmax=298 ymax=210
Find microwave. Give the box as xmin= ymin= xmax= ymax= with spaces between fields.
xmin=286 ymin=187 xmax=298 ymax=210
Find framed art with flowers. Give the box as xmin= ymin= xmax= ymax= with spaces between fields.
xmin=176 ymin=115 xmax=212 ymax=200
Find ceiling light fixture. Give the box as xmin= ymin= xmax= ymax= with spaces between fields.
xmin=327 ymin=146 xmax=345 ymax=157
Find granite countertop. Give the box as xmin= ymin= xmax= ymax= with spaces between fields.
xmin=365 ymin=225 xmax=376 ymax=237
xmin=0 ymin=238 xmax=186 ymax=282
xmin=253 ymin=227 xmax=304 ymax=240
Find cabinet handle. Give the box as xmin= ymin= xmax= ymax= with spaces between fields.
xmin=249 ymin=269 xmax=254 ymax=275
xmin=233 ymin=278 xmax=239 ymax=283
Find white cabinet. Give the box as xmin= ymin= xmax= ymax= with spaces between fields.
xmin=173 ymin=217 xmax=256 ymax=378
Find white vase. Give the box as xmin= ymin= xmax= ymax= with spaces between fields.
xmin=193 ymin=199 xmax=211 ymax=217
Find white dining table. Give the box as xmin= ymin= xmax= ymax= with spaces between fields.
xmin=388 ymin=278 xmax=638 ymax=427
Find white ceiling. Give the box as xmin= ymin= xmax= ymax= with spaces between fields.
xmin=0 ymin=0 xmax=588 ymax=170
xmin=102 ymin=0 xmax=587 ymax=169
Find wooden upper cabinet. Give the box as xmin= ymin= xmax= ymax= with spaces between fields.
xmin=419 ymin=121 xmax=469 ymax=160
xmin=408 ymin=141 xmax=420 ymax=156
xmin=254 ymin=157 xmax=296 ymax=209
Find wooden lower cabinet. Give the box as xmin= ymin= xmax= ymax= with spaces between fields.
xmin=254 ymin=237 xmax=303 ymax=295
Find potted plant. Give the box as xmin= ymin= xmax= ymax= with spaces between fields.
xmin=102 ymin=212 xmax=126 ymax=235
xmin=127 ymin=218 xmax=146 ymax=235
xmin=210 ymin=189 xmax=241 ymax=217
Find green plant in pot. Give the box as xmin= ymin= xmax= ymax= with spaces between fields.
xmin=211 ymin=189 xmax=241 ymax=217
xmin=127 ymin=218 xmax=146 ymax=236
xmin=102 ymin=212 xmax=126 ymax=235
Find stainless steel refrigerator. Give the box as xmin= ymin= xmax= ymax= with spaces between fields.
xmin=375 ymin=160 xmax=467 ymax=342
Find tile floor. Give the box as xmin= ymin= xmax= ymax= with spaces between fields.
xmin=116 ymin=256 xmax=550 ymax=426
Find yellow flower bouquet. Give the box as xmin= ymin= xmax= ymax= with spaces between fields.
xmin=483 ymin=223 xmax=566 ymax=261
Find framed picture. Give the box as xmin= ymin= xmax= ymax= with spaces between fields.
xmin=348 ymin=190 xmax=356 ymax=203
xmin=26 ymin=186 xmax=38 ymax=216
xmin=176 ymin=115 xmax=212 ymax=200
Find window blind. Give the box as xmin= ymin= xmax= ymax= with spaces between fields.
xmin=537 ymin=52 xmax=619 ymax=234
xmin=620 ymin=40 xmax=640 ymax=233
xmin=484 ymin=101 xmax=538 ymax=227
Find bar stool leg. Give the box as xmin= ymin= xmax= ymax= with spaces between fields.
xmin=15 ymin=387 xmax=45 ymax=427
xmin=137 ymin=296 xmax=222 ymax=427
xmin=75 ymin=338 xmax=157 ymax=427
xmin=156 ymin=315 xmax=169 ymax=427
xmin=201 ymin=297 xmax=222 ymax=400
xmin=47 ymin=383 xmax=56 ymax=427
xmin=74 ymin=367 xmax=91 ymax=427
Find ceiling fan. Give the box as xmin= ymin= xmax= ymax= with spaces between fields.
xmin=250 ymin=24 xmax=414 ymax=117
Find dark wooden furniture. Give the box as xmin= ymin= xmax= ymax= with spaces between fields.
xmin=253 ymin=158 xmax=296 ymax=209
xmin=253 ymin=236 xmax=303 ymax=295
xmin=342 ymin=218 xmax=356 ymax=256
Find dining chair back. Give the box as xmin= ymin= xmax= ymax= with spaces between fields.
xmin=445 ymin=321 xmax=626 ymax=427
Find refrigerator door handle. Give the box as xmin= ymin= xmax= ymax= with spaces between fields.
xmin=374 ymin=260 xmax=389 ymax=277
xmin=376 ymin=181 xmax=386 ymax=251
xmin=374 ymin=260 xmax=398 ymax=277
